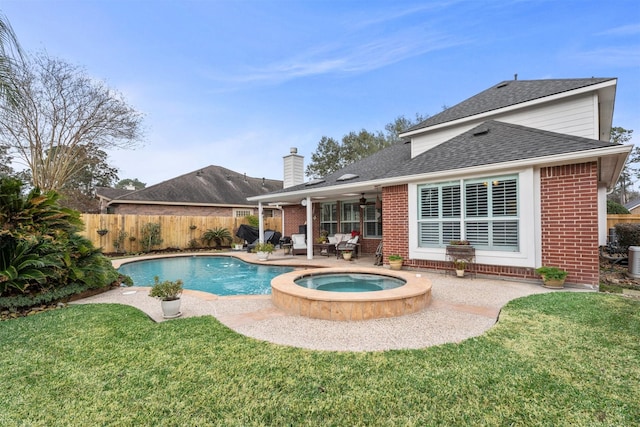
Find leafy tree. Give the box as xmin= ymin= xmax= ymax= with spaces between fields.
xmin=383 ymin=113 xmax=428 ymax=143
xmin=0 ymin=143 xmax=13 ymax=176
xmin=305 ymin=113 xmax=427 ymax=178
xmin=607 ymin=200 xmax=629 ymax=214
xmin=58 ymin=144 xmax=119 ymax=212
xmin=0 ymin=51 xmax=144 ymax=191
xmin=116 ymin=178 xmax=146 ymax=190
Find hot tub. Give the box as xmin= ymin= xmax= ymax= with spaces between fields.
xmin=271 ymin=267 xmax=432 ymax=321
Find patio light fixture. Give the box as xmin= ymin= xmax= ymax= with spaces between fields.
xmin=359 ymin=193 xmax=367 ymax=208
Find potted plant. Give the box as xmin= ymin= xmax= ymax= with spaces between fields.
xmin=453 ymin=259 xmax=467 ymax=277
xmin=342 ymin=249 xmax=353 ymax=261
xmin=536 ymin=266 xmax=568 ymax=288
xmin=148 ymin=276 xmax=183 ymax=318
xmin=253 ymin=242 xmax=274 ymax=261
xmin=388 ymin=254 xmax=403 ymax=270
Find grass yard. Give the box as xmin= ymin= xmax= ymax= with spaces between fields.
xmin=0 ymin=292 xmax=638 ymax=426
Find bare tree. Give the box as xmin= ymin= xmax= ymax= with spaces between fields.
xmin=0 ymin=52 xmax=144 ymax=191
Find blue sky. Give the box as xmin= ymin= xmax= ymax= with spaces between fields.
xmin=2 ymin=0 xmax=639 ymax=186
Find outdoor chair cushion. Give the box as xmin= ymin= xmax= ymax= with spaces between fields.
xmin=291 ymin=234 xmax=307 ymax=249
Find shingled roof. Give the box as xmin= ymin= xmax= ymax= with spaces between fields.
xmin=405 ymin=78 xmax=615 ymax=133
xmin=261 ymin=120 xmax=620 ymax=198
xmin=111 ymin=165 xmax=282 ymax=206
xmin=386 ymin=120 xmax=619 ymax=178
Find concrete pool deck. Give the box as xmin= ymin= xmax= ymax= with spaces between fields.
xmin=74 ymin=250 xmax=591 ymax=352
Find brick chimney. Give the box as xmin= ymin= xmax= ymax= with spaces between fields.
xmin=283 ymin=147 xmax=304 ymax=188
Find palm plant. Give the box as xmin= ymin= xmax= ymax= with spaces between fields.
xmin=0 ymin=239 xmax=60 ymax=294
xmin=201 ymin=227 xmax=232 ymax=248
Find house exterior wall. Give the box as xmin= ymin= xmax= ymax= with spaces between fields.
xmin=108 ymin=203 xmax=282 ymax=218
xmin=412 ymin=93 xmax=599 ymax=157
xmin=540 ymin=162 xmax=600 ymax=286
xmin=283 ymin=205 xmax=307 ymax=237
xmin=382 ymin=185 xmax=409 ymax=261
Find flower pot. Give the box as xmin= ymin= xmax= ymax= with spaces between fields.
xmin=542 ymin=278 xmax=565 ymax=289
xmin=234 ymin=244 xmax=243 ymax=251
xmin=161 ymin=299 xmax=182 ymax=319
xmin=389 ymin=260 xmax=403 ymax=270
xmin=456 ymin=269 xmax=465 ymax=277
xmin=342 ymin=252 xmax=353 ymax=261
xmin=256 ymin=251 xmax=270 ymax=261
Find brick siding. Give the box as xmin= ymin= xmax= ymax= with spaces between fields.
xmin=382 ymin=185 xmax=409 ymax=261
xmin=539 ymin=162 xmax=600 ymax=285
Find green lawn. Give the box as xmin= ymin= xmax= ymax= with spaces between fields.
xmin=1 ymin=293 xmax=638 ymax=426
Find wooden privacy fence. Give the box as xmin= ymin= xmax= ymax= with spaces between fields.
xmin=79 ymin=214 xmax=281 ymax=254
xmin=607 ymin=214 xmax=640 ymax=231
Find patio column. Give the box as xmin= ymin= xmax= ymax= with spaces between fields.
xmin=306 ymin=196 xmax=313 ymax=259
xmin=258 ymin=202 xmax=264 ymax=243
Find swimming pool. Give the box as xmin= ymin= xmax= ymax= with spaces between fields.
xmin=118 ymin=256 xmax=294 ymax=296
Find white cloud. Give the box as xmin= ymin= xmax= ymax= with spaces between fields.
xmin=596 ymin=24 xmax=640 ymax=36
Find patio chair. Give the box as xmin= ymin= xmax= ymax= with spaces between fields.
xmin=291 ymin=233 xmax=307 ymax=255
xmin=336 ymin=235 xmax=359 ymax=259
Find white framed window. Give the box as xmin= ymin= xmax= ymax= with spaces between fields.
xmin=418 ymin=181 xmax=461 ymax=246
xmin=234 ymin=209 xmax=253 ymax=217
xmin=320 ymin=202 xmax=337 ymax=235
xmin=263 ymin=209 xmax=274 ymax=218
xmin=340 ymin=201 xmax=360 ymax=234
xmin=417 ymin=175 xmax=519 ymax=251
xmin=363 ymin=205 xmax=382 ymax=238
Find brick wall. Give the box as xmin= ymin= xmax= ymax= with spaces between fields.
xmin=540 ymin=162 xmax=600 ymax=285
xmin=382 ymin=185 xmax=409 ymax=262
xmin=283 ymin=205 xmax=307 ymax=237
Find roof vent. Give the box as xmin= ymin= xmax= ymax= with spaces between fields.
xmin=473 ymin=128 xmax=490 ymax=136
xmin=496 ymin=82 xmax=509 ymax=89
xmin=337 ymin=173 xmax=359 ymax=181
xmin=305 ymin=178 xmax=325 ymax=186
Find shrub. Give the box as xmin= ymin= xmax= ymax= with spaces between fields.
xmin=388 ymin=254 xmax=403 ymax=261
xmin=148 ymin=276 xmax=183 ymax=301
xmin=535 ymin=266 xmax=568 ymax=281
xmin=0 ymin=177 xmax=123 ymax=309
xmin=246 ymin=215 xmax=259 ymax=227
xmin=201 ymin=227 xmax=232 ymax=248
xmin=613 ymin=223 xmax=640 ymax=252
xmin=252 ymin=242 xmax=274 ymax=253
xmin=607 ymin=200 xmax=630 ymax=214
xmin=140 ymin=223 xmax=163 ymax=252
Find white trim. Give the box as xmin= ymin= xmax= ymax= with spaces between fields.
xmin=409 ymin=168 xmax=537 ymax=268
xmin=533 ymin=168 xmax=542 ymax=267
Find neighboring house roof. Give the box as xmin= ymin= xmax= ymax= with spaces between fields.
xmin=108 ymin=165 xmax=283 ymax=206
xmin=95 ymin=187 xmax=136 ymax=201
xmin=624 ymin=199 xmax=640 ymax=211
xmin=404 ymin=78 xmax=615 ymax=133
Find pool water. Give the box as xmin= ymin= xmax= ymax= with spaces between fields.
xmin=295 ymin=273 xmax=405 ymax=293
xmin=118 ymin=256 xmax=294 ymax=296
